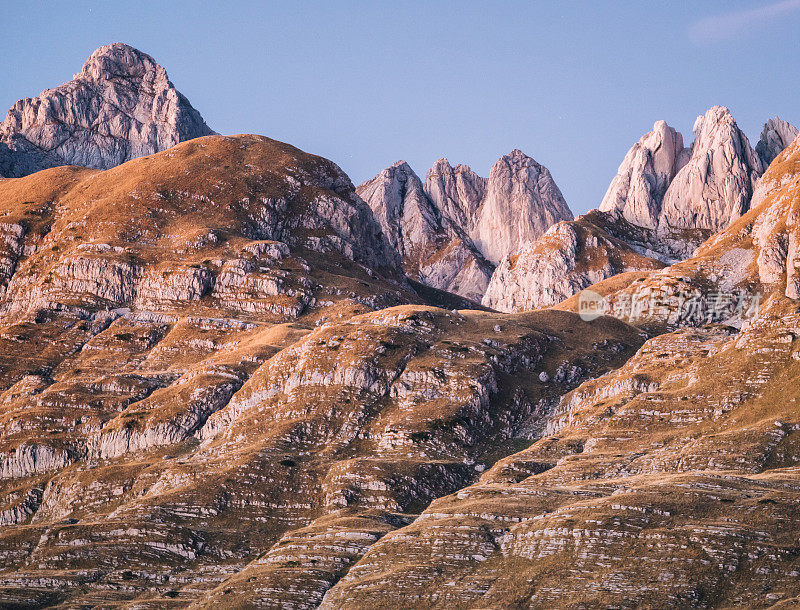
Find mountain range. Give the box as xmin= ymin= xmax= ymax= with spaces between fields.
xmin=1 ymin=43 xmax=799 ymax=608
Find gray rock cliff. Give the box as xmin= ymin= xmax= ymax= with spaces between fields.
xmin=470 ymin=149 xmax=573 ymax=265
xmin=356 ymin=161 xmax=492 ymax=302
xmin=0 ymin=42 xmax=214 ymax=177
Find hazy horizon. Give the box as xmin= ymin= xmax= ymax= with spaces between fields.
xmin=1 ymin=0 xmax=798 ymax=214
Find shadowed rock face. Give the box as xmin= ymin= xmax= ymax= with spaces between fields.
xmin=360 ymin=151 xmax=573 ymax=301
xmin=357 ymin=161 xmax=493 ymax=303
xmin=0 ymin=43 xmax=214 ymax=178
xmin=424 ymin=158 xmax=486 ymax=230
xmin=599 ymin=120 xmax=689 ymax=229
xmin=757 ymin=117 xmax=799 ymax=168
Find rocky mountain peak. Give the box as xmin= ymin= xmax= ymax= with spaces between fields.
xmin=361 ymin=149 xmax=572 ymax=299
xmin=660 ymin=105 xmax=763 ymax=232
xmin=0 ymin=42 xmax=214 ymax=178
xmin=77 ymin=42 xmax=165 ymax=82
xmin=424 ymin=157 xmax=486 ymax=228
xmin=428 ymin=157 xmax=452 ymax=173
xmin=599 ymin=108 xmax=796 ymax=241
xmin=756 ymin=116 xmax=799 ymax=167
xmin=358 ymin=160 xmax=492 ymax=302
xmin=470 ymin=148 xmax=573 ymax=265
xmin=356 ymin=160 xmax=431 ymax=255
xmin=599 ymin=119 xmax=688 ymax=229
xmin=390 ymin=159 xmax=413 ymax=170
xmin=505 ymin=147 xmax=528 ymax=160
xmin=689 ymin=106 xmax=757 ymax=160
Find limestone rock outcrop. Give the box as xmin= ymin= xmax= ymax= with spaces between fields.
xmin=756 ymin=117 xmax=799 ymax=167
xmin=486 ymin=109 xmax=797 ymax=316
xmin=599 ymin=120 xmax=689 ymax=229
xmin=470 ymin=149 xmax=573 ymax=265
xmin=424 ymin=158 xmax=486 ymax=229
xmin=660 ymin=106 xmax=764 ymax=232
xmin=601 ymin=109 xmax=797 ymax=239
xmin=482 ymin=215 xmax=664 ymax=312
xmin=356 ymin=161 xmax=438 ymax=260
xmin=357 ymin=161 xmax=493 ymax=302
xmin=558 ymin=128 xmax=800 ymax=329
xmin=360 ymin=151 xmax=573 ymax=300
xmin=357 ymin=160 xmax=493 ymax=302
xmin=0 ymin=43 xmax=214 ymax=178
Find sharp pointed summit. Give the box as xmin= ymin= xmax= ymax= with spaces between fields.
xmin=660 ymin=105 xmax=763 ymax=232
xmin=469 ymin=149 xmax=573 ymax=265
xmin=599 ymin=120 xmax=689 ymax=229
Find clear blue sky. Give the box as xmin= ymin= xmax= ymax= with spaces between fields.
xmin=1 ymin=1 xmax=798 ymax=214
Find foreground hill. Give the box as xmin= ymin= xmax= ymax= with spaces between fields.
xmin=0 ymin=127 xmax=799 ymax=607
xmin=0 ymin=135 xmax=646 ymax=606
xmin=320 ymin=126 xmax=800 ymax=609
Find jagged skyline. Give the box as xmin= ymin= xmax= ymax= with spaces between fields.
xmin=1 ymin=1 xmax=798 ymax=213
xmin=2 ymin=18 xmax=800 ymax=607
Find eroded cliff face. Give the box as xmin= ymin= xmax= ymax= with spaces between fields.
xmin=600 ymin=108 xmax=796 ymax=237
xmin=485 ymin=110 xmax=798 ymax=314
xmin=0 ymin=43 xmax=214 ymax=178
xmin=359 ymin=150 xmax=573 ymax=302
xmin=424 ymin=158 xmax=486 ymax=230
xmin=356 ymin=161 xmax=493 ymax=303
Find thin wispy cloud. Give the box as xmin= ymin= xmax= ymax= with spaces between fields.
xmin=689 ymin=0 xmax=800 ymax=44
